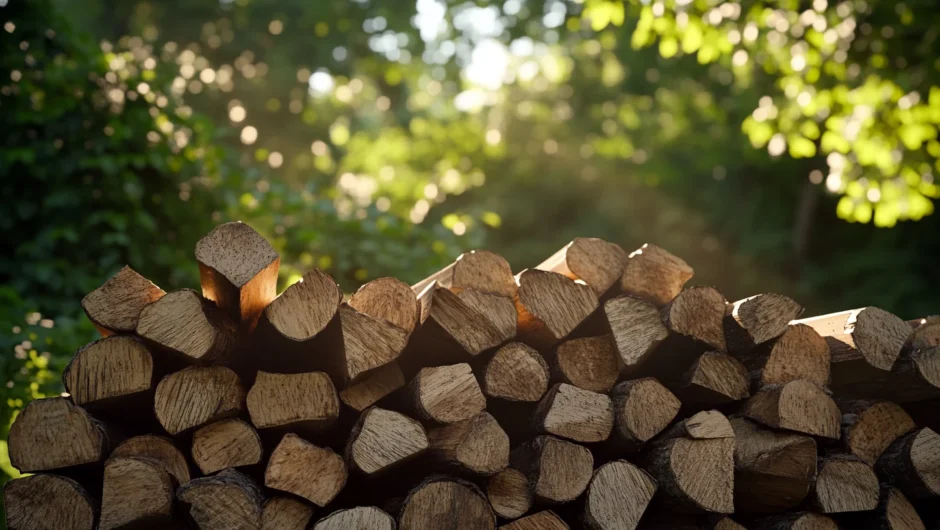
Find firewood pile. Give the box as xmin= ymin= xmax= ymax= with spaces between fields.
xmin=4 ymin=221 xmax=940 ymax=530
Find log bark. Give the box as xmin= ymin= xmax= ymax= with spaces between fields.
xmin=603 ymin=295 xmax=669 ymax=375
xmin=7 ymin=397 xmax=108 ymax=473
xmin=262 ymin=497 xmax=315 ymax=530
xmin=794 ymin=307 xmax=911 ymax=372
xmin=841 ymin=400 xmax=916 ymax=465
xmin=82 ymin=265 xmax=165 ymax=336
xmin=346 ymin=407 xmax=429 ymax=475
xmin=875 ymin=427 xmax=940 ymax=500
xmin=154 ymin=365 xmax=245 ymax=435
xmin=735 ymin=323 xmax=830 ymax=390
xmin=536 ymin=237 xmax=628 ymax=296
xmin=910 ymin=316 xmax=940 ymax=352
xmin=487 ymin=468 xmax=533 ymax=519
xmin=137 ymin=289 xmax=237 ymax=364
xmin=533 ymin=383 xmax=614 ymax=443
xmin=111 ymin=434 xmax=190 ymax=485
xmin=610 ymin=378 xmax=681 ymax=447
xmin=741 ymin=380 xmax=841 ymax=439
xmin=398 ymin=477 xmax=496 ymax=530
xmin=412 ymin=249 xmax=517 ymax=299
xmin=553 ymin=335 xmax=620 ymax=393
xmin=408 ymin=363 xmax=486 ymax=424
xmin=583 ymin=459 xmax=657 ymax=530
xmin=515 ymin=269 xmax=599 ymax=348
xmin=99 ymin=456 xmax=174 ymax=530
xmin=63 ymin=335 xmax=153 ymax=414
xmin=511 ymin=435 xmax=594 ymax=504
xmin=724 ymin=293 xmax=803 ymax=352
xmin=810 ymin=455 xmax=880 ymax=513
xmin=246 ymin=370 xmax=338 ymax=435
xmin=3 ymin=474 xmax=96 ymax=530
xmin=675 ymin=352 xmax=749 ymax=408
xmin=428 ymin=411 xmax=510 ymax=475
xmin=340 ymin=362 xmax=406 ymax=412
xmin=313 ymin=506 xmax=396 ymax=530
xmin=177 ymin=468 xmax=264 ymax=530
xmin=192 ymin=418 xmax=263 ymax=474
xmin=619 ymin=243 xmax=693 ymax=307
xmin=499 ymin=511 xmax=569 ymax=530
xmin=752 ymin=512 xmax=839 ymax=530
xmin=266 ymin=433 xmax=347 ymax=507
xmin=483 ymin=342 xmax=550 ymax=402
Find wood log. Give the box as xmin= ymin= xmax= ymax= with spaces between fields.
xmin=398 ymin=477 xmax=496 ymax=530
xmin=729 ymin=417 xmax=816 ymax=512
xmin=262 ymin=497 xmax=315 ymax=530
xmin=842 ymin=400 xmax=916 ymax=465
xmin=412 ymin=249 xmax=517 ymax=299
xmin=794 ymin=307 xmax=911 ymax=372
xmin=712 ymin=518 xmax=748 ymax=530
xmin=340 ymin=362 xmax=406 ymax=412
xmin=724 ymin=293 xmax=803 ymax=352
xmin=553 ymin=335 xmax=620 ymax=393
xmin=752 ymin=512 xmax=838 ymax=530
xmin=428 ymin=411 xmax=510 ymax=475
xmin=487 ymin=468 xmax=533 ymax=519
xmin=499 ymin=511 xmax=569 ymax=530
xmin=349 ymin=277 xmax=419 ymax=334
xmin=515 ymin=269 xmax=599 ymax=348
xmin=735 ymin=323 xmax=830 ymax=390
xmin=111 ymin=434 xmax=190 ymax=485
xmin=99 ymin=456 xmax=174 ymax=530
xmin=313 ymin=506 xmax=396 ymax=530
xmin=875 ymin=427 xmax=940 ymax=500
xmin=675 ymin=352 xmax=749 ymax=408
xmin=838 ymin=485 xmax=926 ymax=530
xmin=346 ymin=407 xmax=429 ymax=475
xmin=911 ymin=316 xmax=940 ymax=352
xmin=619 ymin=243 xmax=693 ymax=307
xmin=741 ymin=380 xmax=841 ymax=439
xmin=195 ymin=221 xmax=279 ymax=329
xmin=266 ymin=433 xmax=347 ymax=507
xmin=662 ymin=286 xmax=727 ymax=352
xmin=534 ymin=383 xmax=614 ymax=443
xmin=665 ymin=409 xmax=735 ymax=440
xmin=7 ymin=397 xmax=107 ymax=473
xmin=826 ymin=347 xmax=940 ymax=403
xmin=339 ymin=303 xmax=410 ymax=383
xmin=483 ymin=342 xmax=550 ymax=402
xmin=246 ymin=370 xmax=338 ymax=434
xmin=3 ymin=474 xmax=96 ymax=530
xmin=408 ymin=363 xmax=486 ymax=424
xmin=137 ymin=289 xmax=237 ymax=364
xmin=610 ymin=378 xmax=681 ymax=447
xmin=583 ymin=459 xmax=657 ymax=530
xmin=536 ymin=237 xmax=628 ymax=296
xmin=177 ymin=468 xmax=264 ymax=530
xmin=810 ymin=455 xmax=880 ymax=513
xmin=82 ymin=265 xmax=165 ymax=336
xmin=154 ymin=365 xmax=245 ymax=435
xmin=511 ymin=435 xmax=594 ymax=504
xmin=192 ymin=418 xmax=263 ymax=475
xmin=603 ymin=295 xmax=669 ymax=375
xmin=63 ymin=335 xmax=153 ymax=413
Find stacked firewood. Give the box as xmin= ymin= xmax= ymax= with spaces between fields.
xmin=4 ymin=222 xmax=940 ymax=530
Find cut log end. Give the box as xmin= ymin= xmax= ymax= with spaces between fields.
xmin=604 ymin=295 xmax=669 ymax=372
xmin=340 ymin=304 xmax=410 ymax=382
xmin=498 ymin=511 xmax=569 ymax=530
xmin=418 ymin=285 xmax=512 ymax=357
xmin=112 ymin=434 xmax=191 ymax=485
xmin=537 ymin=237 xmax=628 ymax=296
xmin=513 ymin=435 xmax=594 ymax=504
xmin=81 ymin=265 xmax=165 ymax=335
xmin=611 ymin=378 xmax=681 ymax=445
xmin=192 ymin=418 xmax=263 ymax=475
xmin=266 ymin=433 xmax=347 ymax=507
xmin=347 ymin=407 xmax=428 ymax=475
xmin=487 ymin=468 xmax=533 ymax=520
xmin=137 ymin=289 xmax=235 ymax=363
xmin=428 ymin=411 xmax=509 ymax=475
xmin=516 ymin=268 xmax=599 ymax=347
xmin=8 ymin=397 xmax=106 ymax=473
xmin=262 ymin=497 xmax=315 ymax=530
xmin=743 ymin=379 xmax=841 ymax=439
xmin=484 ymin=342 xmax=550 ymax=402
xmin=3 ymin=474 xmax=96 ymax=530
xmin=399 ymin=478 xmax=496 ymax=530
xmin=645 ymin=435 xmax=734 ymax=513
xmin=811 ymin=455 xmax=880 ymax=513
xmin=881 ymin=487 xmax=926 ymax=530
xmin=678 ymin=352 xmax=750 ymax=407
xmin=796 ymin=307 xmax=910 ymax=371
xmin=100 ymin=456 xmax=174 ymax=530
xmin=757 ymin=323 xmax=831 ymax=389
xmin=554 ymin=335 xmax=620 ymax=393
xmin=63 ymin=335 xmax=153 ymax=408
xmin=247 ymin=371 xmax=338 ymax=433
xmin=411 ymin=363 xmax=486 ymax=424
xmin=154 ymin=365 xmax=245 ymax=435
xmin=584 ymin=460 xmax=656 ymax=530
xmin=313 ymin=506 xmax=396 ymax=530
xmin=535 ymin=383 xmax=614 ymax=443
xmin=452 ymin=249 xmax=518 ymax=298
xmin=662 ymin=286 xmax=728 ymax=351
xmin=725 ymin=293 xmax=803 ymax=350
xmin=340 ymin=363 xmax=406 ymax=412
xmin=177 ymin=468 xmax=264 ymax=530
xmin=875 ymin=427 xmax=940 ymax=500
xmin=842 ymin=400 xmax=916 ymax=465
xmin=620 ymin=243 xmax=693 ymax=307
xmin=349 ymin=276 xmax=419 ymax=335
xmin=263 ymin=268 xmax=341 ymax=341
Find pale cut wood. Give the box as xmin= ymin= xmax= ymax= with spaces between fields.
xmin=339 ymin=304 xmax=410 ymax=382
xmin=340 ymin=363 xmax=406 ymax=412
xmin=82 ymin=265 xmax=165 ymax=336
xmin=412 ymin=249 xmax=517 ymax=299
xmin=399 ymin=477 xmax=496 ymax=530
xmin=346 ymin=407 xmax=429 ymax=475
xmin=313 ymin=506 xmax=396 ymax=530
xmin=667 ymin=410 xmax=735 ymax=440
xmin=737 ymin=323 xmax=831 ymax=389
xmin=753 ymin=512 xmax=838 ymax=530
xmin=553 ymin=335 xmax=620 ymax=393
xmin=262 ymin=497 xmax=315 ymax=530
xmin=3 ymin=474 xmax=96 ymax=530
xmin=8 ymin=397 xmax=107 ymax=473
xmin=63 ymin=335 xmax=153 ymax=408
xmin=724 ymin=293 xmax=803 ymax=352
xmin=620 ymin=243 xmax=693 ymax=307
xmin=515 ymin=269 xmax=599 ymax=348
xmin=456 ymin=287 xmax=518 ymax=339
xmin=536 ymin=237 xmax=628 ymax=296
xmin=842 ymin=400 xmax=916 ymax=465
xmin=875 ymin=427 xmax=940 ymax=500
xmin=261 ymin=268 xmax=342 ymax=341
xmin=195 ymin=221 xmax=279 ymax=329
xmin=811 ymin=455 xmax=879 ymax=513
xmin=192 ymin=418 xmax=263 ymax=474
xmin=428 ymin=412 xmax=510 ymax=475
xmin=677 ymin=352 xmax=750 ymax=407
xmin=856 ymin=486 xmax=927 ymax=530
xmin=794 ymin=307 xmax=911 ymax=371
xmin=483 ymin=342 xmax=550 ymax=402
xmin=583 ymin=460 xmax=656 ymax=530
xmin=266 ymin=433 xmax=347 ymax=507
xmin=247 ymin=371 xmax=338 ymax=433
xmin=177 ymin=468 xmax=264 ymax=530
xmin=99 ymin=456 xmax=174 ymax=530
xmin=742 ymin=380 xmax=841 ymax=439
xmin=604 ymin=295 xmax=669 ymax=374
xmin=111 ymin=434 xmax=191 ymax=485
xmin=511 ymin=435 xmax=594 ymax=504
xmin=499 ymin=511 xmax=569 ymax=530
xmin=662 ymin=286 xmax=728 ymax=351
xmin=414 ymin=284 xmax=514 ymax=357
xmin=610 ymin=378 xmax=681 ymax=446
xmin=154 ymin=365 xmax=245 ymax=435
xmin=409 ymin=363 xmax=486 ymax=424
xmin=487 ymin=468 xmax=533 ymax=519
xmin=349 ymin=277 xmax=419 ymax=334
xmin=137 ymin=289 xmax=237 ymax=363
xmin=729 ymin=417 xmax=816 ymax=513
xmin=534 ymin=383 xmax=614 ymax=443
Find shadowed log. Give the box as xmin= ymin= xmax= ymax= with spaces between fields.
xmin=82 ymin=265 xmax=165 ymax=336
xmin=724 ymin=293 xmax=803 ymax=352
xmin=340 ymin=363 xmax=406 ymax=412
xmin=346 ymin=407 xmax=429 ymax=475
xmin=841 ymin=400 xmax=916 ymax=465
xmin=553 ymin=335 xmax=620 ymax=393
xmin=536 ymin=237 xmax=628 ymax=296
xmin=408 ymin=363 xmax=486 ymax=424
xmin=487 ymin=468 xmax=533 ymax=519
xmin=154 ymin=365 xmax=245 ymax=435
xmin=111 ymin=435 xmax=190 ymax=485
xmin=511 ymin=435 xmax=594 ymax=504
xmin=262 ymin=497 xmax=315 ymax=530
xmin=8 ymin=397 xmax=108 ymax=473
xmin=736 ymin=324 xmax=830 ymax=390
xmin=515 ymin=269 xmax=599 ymax=349
xmin=398 ymin=477 xmax=496 ymax=530
xmin=3 ymin=474 xmax=96 ymax=530
xmin=192 ymin=418 xmax=263 ymax=474
xmin=620 ymin=243 xmax=693 ymax=307
xmin=742 ymin=380 xmax=841 ymax=439
xmin=810 ymin=455 xmax=879 ymax=513
xmin=583 ymin=460 xmax=657 ymax=530
xmin=534 ymin=383 xmax=614 ymax=443
xmin=875 ymin=427 xmax=940 ymax=500
xmin=499 ymin=511 xmax=569 ymax=530
xmin=246 ymin=371 xmax=338 ymax=435
xmin=610 ymin=378 xmax=681 ymax=448
xmin=137 ymin=289 xmax=237 ymax=364
xmin=675 ymin=352 xmax=749 ymax=408
xmin=662 ymin=286 xmax=727 ymax=352
xmin=839 ymin=486 xmax=926 ymax=530
xmin=753 ymin=513 xmax=838 ymax=530
xmin=483 ymin=342 xmax=550 ymax=402
xmin=313 ymin=506 xmax=396 ymax=530
xmin=603 ymin=295 xmax=669 ymax=376
xmin=266 ymin=433 xmax=347 ymax=507
xmin=99 ymin=456 xmax=174 ymax=530
xmin=177 ymin=468 xmax=264 ymax=530
xmin=63 ymin=336 xmax=153 ymax=417
xmin=428 ymin=412 xmax=509 ymax=475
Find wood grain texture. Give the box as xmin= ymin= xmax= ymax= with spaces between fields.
xmin=534 ymin=383 xmax=614 ymax=443
xmin=412 ymin=249 xmax=517 ymax=299
xmin=415 ymin=284 xmax=514 ymax=357
xmin=487 ymin=468 xmax=533 ymax=519
xmin=340 ymin=362 xmax=406 ymax=412
xmin=583 ymin=460 xmax=656 ymax=530
xmin=603 ymin=295 xmax=669 ymax=374
xmin=795 ymin=307 xmax=911 ymax=371
xmin=177 ymin=468 xmax=264 ymax=530
xmin=192 ymin=418 xmax=263 ymax=474
xmin=137 ymin=289 xmax=237 ymax=363
xmin=676 ymin=352 xmax=750 ymax=408
xmin=154 ymin=365 xmax=245 ymax=435
xmin=850 ymin=486 xmax=927 ymax=530
xmin=339 ymin=304 xmax=410 ymax=382
xmin=246 ymin=371 xmax=338 ymax=433
xmin=611 ymin=378 xmax=681 ymax=446
xmin=810 ymin=455 xmax=879 ymax=513
xmin=63 ymin=335 xmax=153 ymax=408
xmin=349 ymin=277 xmax=419 ymax=334
xmin=511 ymin=435 xmax=594 ymax=504
xmin=428 ymin=411 xmax=509 ymax=475
xmin=742 ymin=380 xmax=841 ymax=439
xmin=261 ymin=497 xmax=314 ymax=530
xmin=553 ymin=335 xmax=620 ymax=393
xmin=536 ymin=237 xmax=628 ymax=296
xmin=619 ymin=243 xmax=693 ymax=307
xmin=111 ymin=434 xmax=190 ymax=485
xmin=409 ymin=363 xmax=486 ymax=424
xmin=3 ymin=474 xmax=96 ymax=530
xmin=99 ymin=456 xmax=174 ymax=530
xmin=261 ymin=268 xmax=341 ymax=341
xmin=483 ymin=342 xmax=550 ymax=402
xmin=81 ymin=265 xmax=165 ymax=336
xmin=346 ymin=407 xmax=429 ymax=475
xmin=7 ymin=397 xmax=107 ymax=473
xmin=662 ymin=286 xmax=728 ymax=352
xmin=724 ymin=293 xmax=803 ymax=352
xmin=266 ymin=433 xmax=347 ymax=507
xmin=195 ymin=221 xmax=279 ymax=330
xmin=875 ymin=427 xmax=940 ymax=500
xmin=842 ymin=400 xmax=916 ymax=465
xmin=399 ymin=477 xmax=496 ymax=530
xmin=313 ymin=506 xmax=396 ymax=530
xmin=516 ymin=269 xmax=599 ymax=348
xmin=498 ymin=511 xmax=569 ymax=530
xmin=753 ymin=512 xmax=839 ymax=530
xmin=736 ymin=323 xmax=830 ymax=389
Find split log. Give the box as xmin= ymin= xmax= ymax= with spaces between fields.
xmin=262 ymin=497 xmax=315 ymax=530
xmin=536 ymin=237 xmax=628 ymax=296
xmin=583 ymin=460 xmax=657 ymax=530
xmin=246 ymin=371 xmax=338 ymax=434
xmin=348 ymin=277 xmax=419 ymax=335
xmin=810 ymin=455 xmax=880 ymax=513
xmin=729 ymin=417 xmax=816 ymax=512
xmin=266 ymin=433 xmax=347 ymax=507
xmin=313 ymin=506 xmax=396 ymax=530
xmin=735 ymin=323 xmax=830 ymax=390
xmin=337 ymin=305 xmax=410 ymax=383
xmin=346 ymin=407 xmax=429 ymax=475
xmin=610 ymin=378 xmax=681 ymax=447
xmin=398 ymin=477 xmax=496 ymax=530
xmin=3 ymin=474 xmax=96 ymax=530
xmin=99 ymin=456 xmax=174 ymax=530
xmin=412 ymin=249 xmax=517 ymax=298
xmin=675 ymin=352 xmax=749 ymax=408
xmin=7 ymin=397 xmax=107 ymax=473
xmin=795 ymin=307 xmax=911 ymax=372
xmin=724 ymin=293 xmax=803 ymax=352
xmin=177 ymin=468 xmax=264 ymax=530
xmin=487 ymin=468 xmax=533 ymax=519
xmin=137 ymin=289 xmax=237 ymax=364
xmin=665 ymin=409 xmax=735 ymax=440
xmin=483 ymin=342 xmax=550 ymax=402
xmin=408 ymin=363 xmax=486 ymax=424
xmin=195 ymin=221 xmax=279 ymax=329
xmin=553 ymin=335 xmax=620 ymax=393
xmin=192 ymin=418 xmax=263 ymax=474
xmin=499 ymin=511 xmax=569 ymax=530
xmin=340 ymin=363 xmax=406 ymax=412
xmin=515 ymin=269 xmax=599 ymax=348
xmin=428 ymin=412 xmax=510 ymax=475
xmin=154 ymin=365 xmax=245 ymax=435
xmin=839 ymin=485 xmax=926 ymax=530
xmin=603 ymin=295 xmax=669 ymax=375
xmin=82 ymin=265 xmax=165 ymax=336
xmin=511 ymin=435 xmax=594 ymax=504
xmin=911 ymin=316 xmax=940 ymax=352
xmin=752 ymin=512 xmax=838 ymax=530
xmin=875 ymin=427 xmax=940 ymax=500
xmin=63 ymin=335 xmax=153 ymax=413
xmin=662 ymin=286 xmax=727 ymax=352
xmin=742 ymin=380 xmax=841 ymax=439
xmin=620 ymin=243 xmax=693 ymax=307
xmin=111 ymin=434 xmax=190 ymax=485
xmin=534 ymin=383 xmax=614 ymax=443
xmin=841 ymin=400 xmax=916 ymax=465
